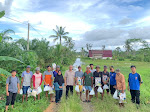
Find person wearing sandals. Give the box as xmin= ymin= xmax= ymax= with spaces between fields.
xmin=83 ymin=65 xmax=93 ymax=102
xmin=115 ymin=69 xmax=126 ymax=107
xmin=54 ymin=70 xmax=64 ymax=104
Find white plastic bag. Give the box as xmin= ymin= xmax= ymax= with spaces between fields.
xmin=27 ymin=87 xmax=32 ymax=94
xmin=119 ymin=92 xmax=126 ymax=101
xmin=89 ymin=88 xmax=95 ymax=95
xmin=37 ymin=86 xmax=42 ymax=95
xmin=44 ymin=86 xmax=50 ymax=91
xmin=75 ymin=85 xmax=80 ymax=92
xmin=97 ymin=86 xmax=103 ymax=93
xmin=103 ymin=85 xmax=109 ymax=89
xmin=48 ymin=86 xmax=54 ymax=94
xmin=113 ymin=90 xmax=119 ymax=99
xmin=31 ymin=90 xmax=37 ymax=97
xmin=20 ymin=89 xmax=23 ymax=95
xmin=82 ymin=86 xmax=86 ymax=92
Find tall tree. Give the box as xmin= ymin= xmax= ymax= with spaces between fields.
xmin=65 ymin=37 xmax=74 ymax=49
xmin=50 ymin=25 xmax=69 ymax=45
xmin=102 ymin=45 xmax=105 ymax=50
xmin=86 ymin=43 xmax=92 ymax=51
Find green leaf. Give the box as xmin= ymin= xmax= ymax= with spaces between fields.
xmin=0 ymin=11 xmax=5 ymax=18
xmin=0 ymin=68 xmax=11 ymax=76
xmin=0 ymin=56 xmax=23 ymax=63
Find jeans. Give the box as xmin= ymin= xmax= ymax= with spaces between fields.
xmin=66 ymin=85 xmax=73 ymax=98
xmin=6 ymin=92 xmax=17 ymax=106
xmin=23 ymin=86 xmax=30 ymax=94
xmin=130 ymin=90 xmax=140 ymax=104
xmin=55 ymin=90 xmax=63 ymax=103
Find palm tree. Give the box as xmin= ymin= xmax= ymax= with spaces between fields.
xmin=0 ymin=29 xmax=15 ymax=42
xmin=65 ymin=37 xmax=74 ymax=49
xmin=102 ymin=45 xmax=105 ymax=50
xmin=50 ymin=25 xmax=69 ymax=45
xmin=86 ymin=43 xmax=93 ymax=51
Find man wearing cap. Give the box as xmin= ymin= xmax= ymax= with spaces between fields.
xmin=65 ymin=65 xmax=75 ymax=98
xmin=83 ymin=65 xmax=93 ymax=102
xmin=32 ymin=67 xmax=42 ymax=100
xmin=43 ymin=65 xmax=54 ymax=102
xmin=128 ymin=65 xmax=142 ymax=106
xmin=75 ymin=66 xmax=84 ymax=100
xmin=93 ymin=65 xmax=102 ymax=99
xmin=21 ymin=65 xmax=33 ymax=102
xmin=53 ymin=65 xmax=60 ymax=77
xmin=101 ymin=66 xmax=110 ymax=100
xmin=109 ymin=66 xmax=116 ymax=95
xmin=90 ymin=64 xmax=96 ymax=74
xmin=115 ymin=69 xmax=126 ymax=107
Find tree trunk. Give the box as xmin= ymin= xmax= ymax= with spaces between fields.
xmin=60 ymin=36 xmax=61 ymax=45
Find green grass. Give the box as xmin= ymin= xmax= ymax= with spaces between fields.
xmin=58 ymin=93 xmax=83 ymax=112
xmin=81 ymin=57 xmax=150 ymax=112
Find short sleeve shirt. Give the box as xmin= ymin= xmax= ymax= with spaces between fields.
xmin=83 ymin=72 xmax=93 ymax=86
xmin=22 ymin=71 xmax=33 ymax=86
xmin=90 ymin=69 xmax=96 ymax=74
xmin=65 ymin=70 xmax=75 ymax=86
xmin=116 ymin=73 xmax=126 ymax=90
xmin=93 ymin=71 xmax=102 ymax=84
xmin=102 ymin=71 xmax=110 ymax=84
xmin=43 ymin=71 xmax=53 ymax=85
xmin=6 ymin=76 xmax=20 ymax=93
xmin=75 ymin=71 xmax=84 ymax=85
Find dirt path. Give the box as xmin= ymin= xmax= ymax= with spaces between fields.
xmin=81 ymin=93 xmax=95 ymax=112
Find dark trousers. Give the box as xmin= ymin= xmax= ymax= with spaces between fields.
xmin=110 ymin=85 xmax=116 ymax=95
xmin=55 ymin=90 xmax=63 ymax=103
xmin=130 ymin=90 xmax=140 ymax=104
xmin=66 ymin=85 xmax=73 ymax=98
xmin=6 ymin=92 xmax=17 ymax=106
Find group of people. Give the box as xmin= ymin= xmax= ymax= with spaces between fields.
xmin=5 ymin=64 xmax=142 ymax=111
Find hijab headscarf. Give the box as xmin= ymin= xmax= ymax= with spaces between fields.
xmin=54 ymin=70 xmax=64 ymax=86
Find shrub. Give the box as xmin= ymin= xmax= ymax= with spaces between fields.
xmin=118 ymin=57 xmax=125 ymax=61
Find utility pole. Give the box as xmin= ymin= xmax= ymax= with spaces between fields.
xmin=27 ymin=23 xmax=30 ymax=50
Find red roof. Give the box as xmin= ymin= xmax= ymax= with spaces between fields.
xmin=89 ymin=50 xmax=112 ymax=57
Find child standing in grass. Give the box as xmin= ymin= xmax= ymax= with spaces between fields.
xmin=43 ymin=65 xmax=54 ymax=102
xmin=21 ymin=65 xmax=33 ymax=102
xmin=75 ymin=66 xmax=84 ymax=100
xmin=54 ymin=70 xmax=64 ymax=104
xmin=32 ymin=67 xmax=42 ymax=101
xmin=101 ymin=66 xmax=110 ymax=100
xmin=115 ymin=69 xmax=126 ymax=107
xmin=5 ymin=70 xmax=20 ymax=112
xmin=128 ymin=65 xmax=142 ymax=108
xmin=83 ymin=65 xmax=93 ymax=102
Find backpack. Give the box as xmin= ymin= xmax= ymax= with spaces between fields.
xmin=8 ymin=76 xmax=18 ymax=85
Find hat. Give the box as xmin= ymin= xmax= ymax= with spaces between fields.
xmin=56 ymin=65 xmax=60 ymax=68
xmin=115 ymin=69 xmax=120 ymax=73
xmin=95 ymin=65 xmax=100 ymax=69
xmin=130 ymin=65 xmax=136 ymax=68
xmin=104 ymin=65 xmax=107 ymax=68
xmin=26 ymin=65 xmax=31 ymax=68
xmin=86 ymin=65 xmax=90 ymax=68
xmin=36 ymin=67 xmax=40 ymax=71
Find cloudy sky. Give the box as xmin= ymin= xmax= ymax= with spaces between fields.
xmin=0 ymin=0 xmax=150 ymax=51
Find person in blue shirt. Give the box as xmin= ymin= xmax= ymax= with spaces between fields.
xmin=53 ymin=65 xmax=60 ymax=77
xmin=109 ymin=66 xmax=116 ymax=95
xmin=128 ymin=65 xmax=142 ymax=106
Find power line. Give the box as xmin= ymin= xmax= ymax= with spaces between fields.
xmin=3 ymin=16 xmax=45 ymax=38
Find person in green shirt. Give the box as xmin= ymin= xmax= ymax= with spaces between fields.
xmin=83 ymin=65 xmax=93 ymax=102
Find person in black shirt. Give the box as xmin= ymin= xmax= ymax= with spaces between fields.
xmin=93 ymin=65 xmax=102 ymax=99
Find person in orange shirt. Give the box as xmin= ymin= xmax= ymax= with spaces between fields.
xmin=115 ymin=69 xmax=126 ymax=107
xmin=43 ymin=65 xmax=54 ymax=102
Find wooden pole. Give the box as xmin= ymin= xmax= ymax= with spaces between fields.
xmin=27 ymin=23 xmax=30 ymax=50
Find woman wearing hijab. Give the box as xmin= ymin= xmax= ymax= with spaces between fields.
xmin=54 ymin=70 xmax=64 ymax=104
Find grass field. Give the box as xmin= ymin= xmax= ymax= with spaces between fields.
xmin=58 ymin=58 xmax=150 ymax=112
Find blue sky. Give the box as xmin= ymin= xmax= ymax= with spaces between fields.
xmin=0 ymin=0 xmax=150 ymax=51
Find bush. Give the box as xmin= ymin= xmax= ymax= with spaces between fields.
xmin=118 ymin=57 xmax=125 ymax=61
xmin=130 ymin=56 xmax=143 ymax=62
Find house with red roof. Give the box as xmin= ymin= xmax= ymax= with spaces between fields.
xmin=89 ymin=50 xmax=112 ymax=59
